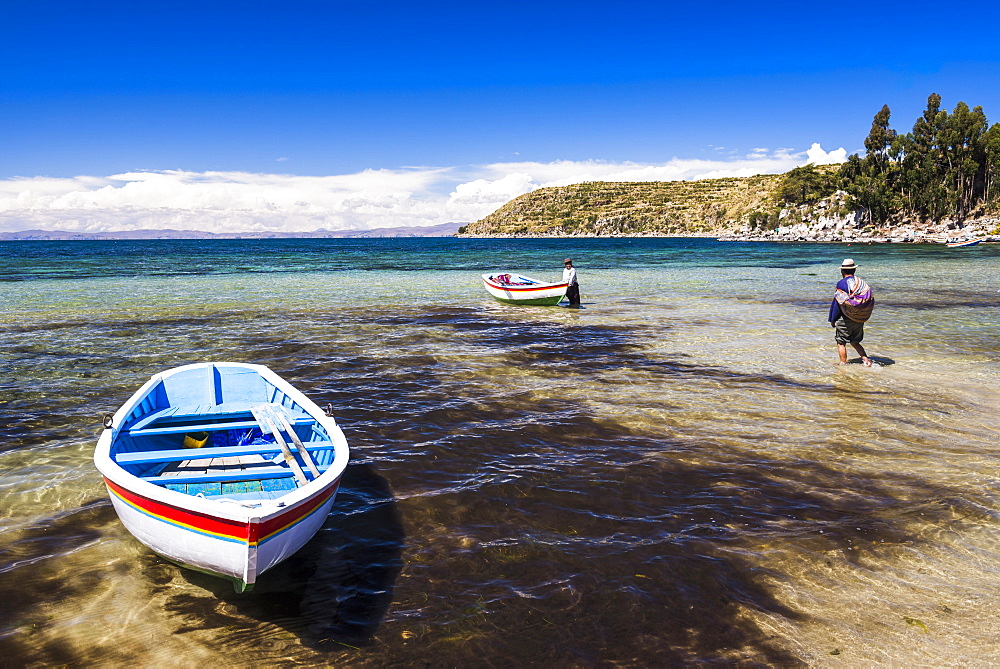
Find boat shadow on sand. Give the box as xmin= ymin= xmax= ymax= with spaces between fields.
xmin=174 ymin=462 xmax=404 ymax=650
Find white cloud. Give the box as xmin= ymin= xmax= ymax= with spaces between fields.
xmin=0 ymin=144 xmax=848 ymax=233
xmin=805 ymin=142 xmax=848 ymax=165
xmin=448 ymin=172 xmax=536 ymax=206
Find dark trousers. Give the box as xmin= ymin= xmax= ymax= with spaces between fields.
xmin=566 ymin=283 xmax=580 ymax=306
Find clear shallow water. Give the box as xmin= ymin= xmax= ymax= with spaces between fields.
xmin=2 ymin=237 xmax=1000 ymax=665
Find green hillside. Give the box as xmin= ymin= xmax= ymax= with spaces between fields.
xmin=458 ymin=175 xmax=783 ymax=236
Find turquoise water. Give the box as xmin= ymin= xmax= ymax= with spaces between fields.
xmin=2 ymin=237 xmax=1000 ymax=665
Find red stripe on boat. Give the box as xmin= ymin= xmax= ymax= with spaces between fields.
xmin=252 ymin=479 xmax=341 ymax=544
xmin=107 ymin=475 xmax=341 ymax=546
xmin=486 ymin=281 xmax=567 ymax=293
xmin=105 ymin=477 xmax=249 ymax=540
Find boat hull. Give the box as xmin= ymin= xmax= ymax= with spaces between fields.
xmin=94 ymin=362 xmax=350 ymax=590
xmin=482 ymin=273 xmax=568 ymax=306
xmin=946 ymin=238 xmax=983 ymax=247
xmin=102 ymin=474 xmax=341 ymax=590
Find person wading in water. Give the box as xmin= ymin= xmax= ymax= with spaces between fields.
xmin=563 ymin=258 xmax=580 ymax=307
xmin=829 ymin=258 xmax=875 ymax=367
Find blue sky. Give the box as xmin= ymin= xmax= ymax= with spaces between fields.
xmin=2 ymin=0 xmax=999 ymax=232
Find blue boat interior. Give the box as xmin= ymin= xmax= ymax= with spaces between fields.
xmin=110 ymin=365 xmax=336 ymax=502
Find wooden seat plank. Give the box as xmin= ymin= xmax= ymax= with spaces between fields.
xmin=217 ymin=455 xmax=242 ymax=468
xmin=127 ymin=407 xmax=180 ymax=432
xmin=115 ymin=441 xmax=334 ymax=465
xmin=142 ymin=464 xmax=331 ymax=486
xmin=127 ymin=414 xmax=316 ymax=438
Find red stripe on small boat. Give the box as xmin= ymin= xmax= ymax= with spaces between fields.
xmin=105 ymin=477 xmax=249 ymax=541
xmin=107 ymin=475 xmax=342 ymax=546
xmin=485 ymin=282 xmax=567 ymax=293
xmin=251 ymin=479 xmax=341 ymax=545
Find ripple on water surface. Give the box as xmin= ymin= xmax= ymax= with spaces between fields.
xmin=2 ymin=238 xmax=1000 ymax=664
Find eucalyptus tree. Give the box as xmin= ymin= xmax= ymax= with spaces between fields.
xmin=777 ymin=164 xmax=839 ymax=204
xmin=841 ymin=104 xmax=898 ymax=224
xmin=984 ymin=122 xmax=1000 ymax=204
xmin=842 ymin=94 xmax=998 ymax=224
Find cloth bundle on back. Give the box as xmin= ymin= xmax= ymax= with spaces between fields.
xmin=828 ymin=258 xmax=875 ymax=367
xmin=835 ymin=274 xmax=875 ymax=322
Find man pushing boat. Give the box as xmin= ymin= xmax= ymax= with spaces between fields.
xmin=563 ymin=258 xmax=580 ymax=307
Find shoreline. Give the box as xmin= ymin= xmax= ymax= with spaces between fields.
xmin=458 ymin=214 xmax=1000 ymax=244
xmin=457 ymin=232 xmax=996 ymax=244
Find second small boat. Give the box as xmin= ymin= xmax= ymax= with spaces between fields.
xmin=945 ymin=237 xmax=984 ymax=248
xmin=482 ymin=272 xmax=568 ymax=306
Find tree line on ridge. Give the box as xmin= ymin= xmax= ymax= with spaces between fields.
xmin=777 ymin=94 xmax=1000 ymax=228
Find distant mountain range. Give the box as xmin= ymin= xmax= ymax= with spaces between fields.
xmin=0 ymin=222 xmax=464 ymax=240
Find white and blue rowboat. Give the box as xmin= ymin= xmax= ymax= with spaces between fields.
xmin=482 ymin=272 xmax=568 ymax=306
xmin=945 ymin=237 xmax=984 ymax=248
xmin=94 ymin=362 xmax=350 ymax=592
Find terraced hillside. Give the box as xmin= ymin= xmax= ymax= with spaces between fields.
xmin=459 ymin=174 xmax=783 ymax=236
